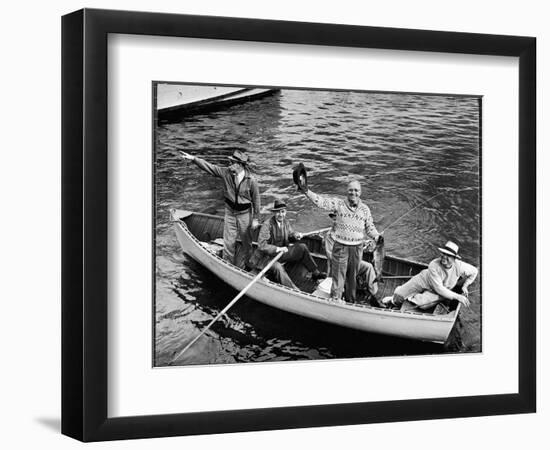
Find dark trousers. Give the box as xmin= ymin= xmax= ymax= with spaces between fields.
xmin=269 ymin=243 xmax=318 ymax=289
xmin=330 ymin=242 xmax=362 ymax=301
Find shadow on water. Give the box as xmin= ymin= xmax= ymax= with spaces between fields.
xmin=159 ymin=258 xmax=457 ymax=367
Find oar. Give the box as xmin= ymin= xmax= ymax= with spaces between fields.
xmin=300 ymin=227 xmax=331 ymax=237
xmin=171 ymin=251 xmax=284 ymax=363
xmin=380 ymin=275 xmax=413 ymax=279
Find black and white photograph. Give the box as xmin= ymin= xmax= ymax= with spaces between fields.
xmin=154 ymin=83 xmax=481 ymax=367
xmin=2 ymin=0 xmax=544 ymax=448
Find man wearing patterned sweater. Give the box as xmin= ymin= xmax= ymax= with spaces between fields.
xmin=303 ymin=180 xmax=382 ymax=302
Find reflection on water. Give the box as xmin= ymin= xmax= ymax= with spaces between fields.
xmin=155 ymin=88 xmax=481 ymax=367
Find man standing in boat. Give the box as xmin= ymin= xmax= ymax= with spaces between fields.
xmin=300 ymin=179 xmax=382 ymax=303
xmin=324 ymin=212 xmax=379 ymax=301
xmin=179 ymin=149 xmax=260 ymax=269
xmin=248 ymin=200 xmax=326 ymax=289
xmin=379 ymin=241 xmax=477 ymax=310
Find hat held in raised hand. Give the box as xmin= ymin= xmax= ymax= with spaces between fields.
xmin=292 ymin=163 xmax=308 ymax=192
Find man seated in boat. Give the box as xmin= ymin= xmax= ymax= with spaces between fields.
xmin=300 ymin=179 xmax=383 ymax=303
xmin=248 ymin=200 xmax=326 ymax=289
xmin=323 ymin=212 xmax=379 ymax=301
xmin=179 ymin=149 xmax=260 ymax=269
xmin=379 ymin=241 xmax=477 ymax=310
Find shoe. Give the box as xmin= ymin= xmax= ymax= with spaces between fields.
xmin=377 ymin=296 xmax=394 ymax=308
xmin=311 ymin=270 xmax=327 ymax=280
xmin=330 ymin=296 xmax=346 ymax=305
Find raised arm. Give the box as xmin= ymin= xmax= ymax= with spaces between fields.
xmin=304 ymin=190 xmax=340 ymax=212
xmin=179 ymin=151 xmax=225 ymax=178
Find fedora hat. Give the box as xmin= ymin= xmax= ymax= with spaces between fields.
xmin=270 ymin=200 xmax=287 ymax=212
xmin=438 ymin=241 xmax=462 ymax=259
xmin=228 ymin=149 xmax=250 ymax=165
xmin=292 ymin=163 xmax=308 ymax=192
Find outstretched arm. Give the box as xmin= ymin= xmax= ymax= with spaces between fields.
xmin=179 ymin=151 xmax=225 ymax=178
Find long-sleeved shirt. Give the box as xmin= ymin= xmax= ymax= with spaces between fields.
xmin=398 ymin=257 xmax=478 ymax=300
xmin=192 ymin=157 xmax=260 ymax=218
xmin=305 ymin=190 xmax=379 ymax=245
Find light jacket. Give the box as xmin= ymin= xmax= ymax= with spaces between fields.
xmin=192 ymin=157 xmax=260 ymax=218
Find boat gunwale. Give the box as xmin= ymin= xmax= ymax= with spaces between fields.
xmin=172 ymin=212 xmax=457 ymax=324
xmin=174 ymin=209 xmax=431 ymax=269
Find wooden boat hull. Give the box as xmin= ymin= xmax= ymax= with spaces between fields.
xmin=171 ymin=209 xmax=459 ymax=344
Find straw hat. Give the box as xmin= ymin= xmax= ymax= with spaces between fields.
xmin=438 ymin=241 xmax=462 ymax=259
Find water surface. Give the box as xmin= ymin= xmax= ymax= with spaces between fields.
xmin=154 ymin=88 xmax=481 ymax=366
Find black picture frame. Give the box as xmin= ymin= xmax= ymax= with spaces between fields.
xmin=61 ymin=8 xmax=536 ymax=442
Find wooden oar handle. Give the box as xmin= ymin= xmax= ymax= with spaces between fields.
xmin=300 ymin=227 xmax=331 ymax=237
xmin=171 ymin=251 xmax=284 ymax=363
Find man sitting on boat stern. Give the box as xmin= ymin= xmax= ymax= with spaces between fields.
xmin=179 ymin=149 xmax=260 ymax=269
xmin=301 ymin=179 xmax=382 ymax=303
xmin=248 ymin=200 xmax=326 ymax=289
xmin=380 ymin=241 xmax=477 ymax=310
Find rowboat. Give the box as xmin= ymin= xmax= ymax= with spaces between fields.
xmin=170 ymin=209 xmax=461 ymax=344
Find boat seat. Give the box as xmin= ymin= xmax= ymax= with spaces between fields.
xmin=433 ymin=303 xmax=452 ymax=315
xmin=400 ymin=300 xmax=424 ymax=313
xmin=200 ymin=240 xmax=223 ymax=258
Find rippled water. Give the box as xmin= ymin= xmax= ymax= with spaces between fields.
xmin=154 ymin=88 xmax=481 ymax=367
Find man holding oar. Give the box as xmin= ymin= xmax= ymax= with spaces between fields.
xmin=180 ymin=149 xmax=260 ymax=269
xmin=295 ymin=165 xmax=382 ymax=303
xmin=380 ymin=241 xmax=478 ymax=310
xmin=248 ymin=200 xmax=326 ymax=289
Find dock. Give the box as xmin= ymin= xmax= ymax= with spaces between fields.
xmin=156 ymin=84 xmax=278 ymax=117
